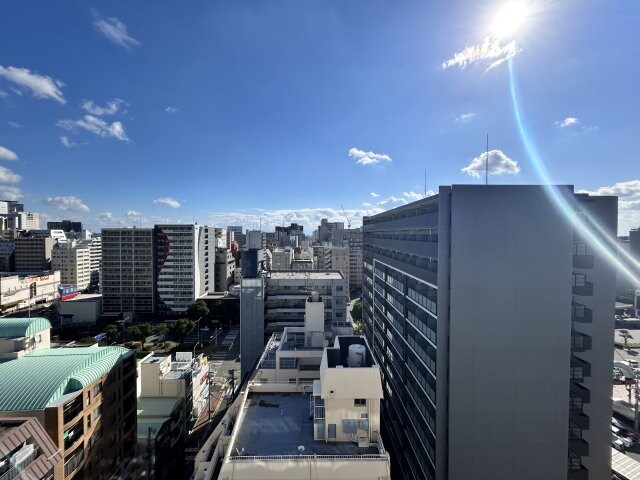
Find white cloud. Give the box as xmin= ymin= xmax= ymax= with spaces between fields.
xmin=579 ymin=180 xmax=640 ymax=234
xmin=370 ymin=192 xmax=380 ymax=197
xmin=556 ymin=117 xmax=579 ymax=128
xmin=0 ymin=166 xmax=21 ymax=183
xmin=455 ymin=113 xmax=476 ymax=123
xmin=462 ymin=149 xmax=520 ymax=178
xmin=57 ymin=115 xmax=130 ymax=142
xmin=82 ymin=98 xmax=126 ymax=116
xmin=442 ymin=36 xmax=520 ymax=71
xmin=376 ymin=196 xmax=407 ymax=207
xmin=60 ymin=136 xmax=77 ymax=148
xmin=0 ymin=146 xmax=18 ymax=161
xmin=362 ymin=202 xmax=374 ymax=207
xmin=45 ymin=195 xmax=90 ymax=212
xmin=7 ymin=121 xmax=21 ymax=128
xmin=403 ymin=190 xmax=436 ymax=202
xmin=0 ymin=65 xmax=65 ymax=103
xmin=165 ymin=106 xmax=178 ymax=113
xmin=98 ymin=212 xmax=113 ymax=220
xmin=154 ymin=197 xmax=181 ymax=209
xmin=349 ymin=147 xmax=392 ymax=166
xmin=0 ymin=185 xmax=22 ymax=200
xmin=126 ymin=210 xmax=141 ymax=217
xmin=581 ymin=180 xmax=640 ymax=198
xmin=92 ymin=11 xmax=140 ymax=50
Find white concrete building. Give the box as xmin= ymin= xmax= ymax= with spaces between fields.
xmin=58 ymin=294 xmax=102 ymax=325
xmin=271 ymin=247 xmax=292 ymax=270
xmin=51 ymin=240 xmax=91 ymax=291
xmin=214 ymin=249 xmax=235 ymax=292
xmin=330 ymin=246 xmax=349 ymax=288
xmin=246 ymin=230 xmax=266 ymax=250
xmin=0 ymin=272 xmax=61 ymax=314
xmin=0 ymin=317 xmax=51 ymax=359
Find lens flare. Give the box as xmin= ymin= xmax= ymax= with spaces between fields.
xmin=491 ymin=1 xmax=529 ymax=38
xmin=507 ymin=58 xmax=640 ymax=287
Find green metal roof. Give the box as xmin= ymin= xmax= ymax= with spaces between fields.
xmin=0 ymin=346 xmax=131 ymax=412
xmin=0 ymin=317 xmax=51 ymax=339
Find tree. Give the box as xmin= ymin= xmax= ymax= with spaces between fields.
xmin=157 ymin=323 xmax=169 ymax=339
xmin=139 ymin=323 xmax=153 ymax=340
xmin=169 ymin=319 xmax=196 ymax=344
xmin=187 ymin=300 xmax=209 ymax=321
xmin=126 ymin=325 xmax=145 ymax=343
xmin=79 ymin=336 xmax=97 ymax=344
xmin=105 ymin=324 xmax=119 ymax=344
xmin=351 ymin=301 xmax=362 ymax=322
xmin=621 ymin=331 xmax=634 ymax=349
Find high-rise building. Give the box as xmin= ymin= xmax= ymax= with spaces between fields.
xmin=330 ymin=246 xmax=349 ymax=286
xmin=271 ymin=247 xmax=292 ymax=270
xmin=154 ymin=224 xmax=211 ymax=316
xmin=47 ymin=220 xmax=83 ymax=233
xmin=14 ymin=236 xmax=56 ymax=272
xmin=362 ymin=185 xmax=616 ymax=480
xmin=317 ymin=219 xmax=344 ymax=245
xmin=101 ymin=228 xmax=155 ymax=317
xmin=0 ymin=240 xmax=15 ymax=271
xmin=85 ymin=233 xmax=102 ymax=290
xmin=246 ymin=230 xmax=266 ymax=249
xmin=344 ymin=228 xmax=363 ymax=295
xmin=51 ymin=240 xmax=92 ymax=290
xmin=228 ymin=226 xmax=245 ymax=247
xmin=215 ymin=249 xmax=235 ymax=292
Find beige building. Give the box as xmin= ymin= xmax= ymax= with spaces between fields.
xmin=195 ymin=332 xmax=389 ymax=480
xmin=0 ymin=271 xmax=61 ymax=314
xmin=215 ymin=249 xmax=235 ymax=292
xmin=52 ymin=241 xmax=92 ymax=291
xmin=0 ymin=317 xmax=51 ymax=360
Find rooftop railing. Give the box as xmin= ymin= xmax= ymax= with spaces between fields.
xmin=228 ymin=452 xmax=389 ymax=462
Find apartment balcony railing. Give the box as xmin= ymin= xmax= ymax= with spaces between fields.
xmin=572 ymin=282 xmax=593 ymax=297
xmin=571 ymin=332 xmax=592 ymax=353
xmin=63 ymin=449 xmax=84 ymax=477
xmin=0 ymin=447 xmax=38 ymax=480
xmin=570 ymin=382 xmax=591 ymax=403
xmin=62 ymin=400 xmax=83 ymax=425
xmin=568 ymin=438 xmax=589 ymax=457
xmin=571 ymin=304 xmax=593 ymax=324
xmin=569 ymin=410 xmax=590 ymax=429
xmin=572 ymin=255 xmax=594 ymax=269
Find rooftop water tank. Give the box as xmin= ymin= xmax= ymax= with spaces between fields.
xmin=347 ymin=344 xmax=366 ymax=367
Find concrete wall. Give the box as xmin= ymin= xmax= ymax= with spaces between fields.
xmin=240 ymin=278 xmax=265 ymax=381
xmin=446 ymin=185 xmax=573 ymax=480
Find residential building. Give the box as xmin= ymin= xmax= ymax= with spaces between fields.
xmin=0 ymin=339 xmax=137 ymax=480
xmin=6 ymin=212 xmax=40 ymax=231
xmin=135 ymin=397 xmax=186 ymax=480
xmin=0 ymin=201 xmax=23 ymax=215
xmin=344 ymin=227 xmax=363 ymax=295
xmin=197 ymin=332 xmax=390 ymax=480
xmin=0 ymin=416 xmax=62 ymax=479
xmin=271 ymin=247 xmax=292 ymax=270
xmin=0 ymin=272 xmax=61 ymax=315
xmin=15 ymin=237 xmax=56 ymax=272
xmin=240 ymin=270 xmax=347 ymax=379
xmin=139 ymin=353 xmax=209 ymax=420
xmin=246 ymin=230 xmax=266 ymax=249
xmin=275 ymin=223 xmax=305 ymax=247
xmin=330 ymin=246 xmax=349 ymax=288
xmin=101 ymin=227 xmax=154 ymax=317
xmin=240 ymin=248 xmax=265 ymax=279
xmin=362 ymin=185 xmax=616 ymax=480
xmin=154 ymin=224 xmax=211 ymax=316
xmin=313 ymin=244 xmax=332 ymax=270
xmin=227 ymin=226 xmax=245 ymax=247
xmin=47 ymin=220 xmax=83 ymax=233
xmin=0 ymin=239 xmax=15 ymax=271
xmin=0 ymin=317 xmax=51 ymax=360
xmin=51 ymin=240 xmax=92 ymax=291
xmin=291 ymin=245 xmax=314 ymax=270
xmin=318 ymin=218 xmax=344 ymax=245
xmin=214 ymin=249 xmax=235 ymax=292
xmin=213 ymin=227 xmax=229 ymax=249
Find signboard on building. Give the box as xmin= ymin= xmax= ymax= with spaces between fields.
xmin=175 ymin=352 xmax=193 ymax=363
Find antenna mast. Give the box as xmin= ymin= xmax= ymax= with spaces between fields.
xmin=485 ymin=133 xmax=489 ymax=186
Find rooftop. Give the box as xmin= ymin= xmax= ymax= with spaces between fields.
xmin=230 ymin=392 xmax=380 ymax=457
xmin=137 ymin=397 xmax=183 ymax=417
xmin=269 ymin=270 xmax=344 ymax=280
xmin=0 ymin=317 xmax=51 ymax=339
xmin=63 ymin=293 xmax=102 ymax=302
xmin=0 ymin=346 xmax=131 ymax=411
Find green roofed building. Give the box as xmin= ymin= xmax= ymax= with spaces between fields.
xmin=0 ymin=317 xmax=52 ymax=359
xmin=0 ymin=346 xmax=137 ymax=480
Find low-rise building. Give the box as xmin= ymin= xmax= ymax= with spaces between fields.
xmin=271 ymin=247 xmax=292 ymax=270
xmin=0 ymin=416 xmax=62 ymax=479
xmin=58 ymin=294 xmax=103 ymax=325
xmin=0 ymin=271 xmax=61 ymax=314
xmin=0 ymin=343 xmax=137 ymax=480
xmin=0 ymin=317 xmax=51 ymax=359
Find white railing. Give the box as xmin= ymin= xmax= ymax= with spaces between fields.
xmin=0 ymin=447 xmax=39 ymax=480
xmin=229 ymin=453 xmax=388 ymax=462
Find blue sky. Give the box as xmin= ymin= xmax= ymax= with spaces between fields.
xmin=1 ymin=0 xmax=639 ymax=233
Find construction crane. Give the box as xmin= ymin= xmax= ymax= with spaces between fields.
xmin=340 ymin=205 xmax=352 ymax=229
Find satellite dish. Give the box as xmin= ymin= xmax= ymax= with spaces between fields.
xmin=298 ymin=445 xmax=305 ymax=455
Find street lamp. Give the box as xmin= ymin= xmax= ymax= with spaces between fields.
xmin=193 ymin=342 xmax=201 ymax=358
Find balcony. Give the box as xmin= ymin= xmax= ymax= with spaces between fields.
xmin=571 ymin=331 xmax=592 ymax=352
xmin=570 ymin=383 xmax=591 ymax=403
xmin=0 ymin=446 xmax=38 ymax=480
xmin=568 ymin=438 xmax=589 ymax=456
xmin=572 ymin=255 xmax=594 ymax=269
xmin=63 ymin=448 xmax=84 ymax=477
xmin=63 ymin=398 xmax=83 ymax=425
xmin=572 ymin=282 xmax=593 ymax=297
xmin=63 ymin=421 xmax=84 ymax=450
xmin=570 ymin=410 xmax=590 ymax=429
xmin=572 ymin=304 xmax=592 ymax=324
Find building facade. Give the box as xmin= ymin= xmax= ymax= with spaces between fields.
xmin=362 ymin=185 xmax=616 ymax=480
xmin=15 ymin=237 xmax=56 ymax=272
xmin=0 ymin=272 xmax=61 ymax=314
xmin=214 ymin=249 xmax=235 ymax=292
xmin=52 ymin=241 xmax=92 ymax=291
xmin=101 ymin=228 xmax=155 ymax=317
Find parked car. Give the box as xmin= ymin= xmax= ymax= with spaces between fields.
xmin=612 ymin=423 xmax=640 ymax=443
xmin=613 ymin=434 xmax=626 ymax=452
xmin=612 ymin=427 xmax=634 ymax=448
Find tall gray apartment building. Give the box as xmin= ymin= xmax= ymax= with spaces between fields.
xmin=362 ymin=185 xmax=616 ymax=480
xmin=101 ymin=228 xmax=155 ymax=317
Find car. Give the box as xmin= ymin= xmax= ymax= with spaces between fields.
xmin=612 ymin=427 xmax=634 ymax=448
xmin=613 ymin=434 xmax=626 ymax=452
xmin=612 ymin=423 xmax=640 ymax=443
xmin=612 ymin=417 xmax=626 ymax=428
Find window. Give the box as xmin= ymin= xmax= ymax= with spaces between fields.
xmin=86 ymin=392 xmax=91 ymax=406
xmin=93 ymin=382 xmax=102 ymax=396
xmin=337 ymin=286 xmax=343 ymax=292
xmin=94 ymin=405 xmax=102 ymax=420
xmin=328 ymin=424 xmax=337 ymax=439
xmin=354 ymin=398 xmax=367 ymax=407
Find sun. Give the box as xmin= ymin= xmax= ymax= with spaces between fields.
xmin=491 ymin=1 xmax=529 ymax=38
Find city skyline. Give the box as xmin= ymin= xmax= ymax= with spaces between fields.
xmin=1 ymin=1 xmax=639 ymax=233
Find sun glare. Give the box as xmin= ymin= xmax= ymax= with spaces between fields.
xmin=491 ymin=1 xmax=529 ymax=38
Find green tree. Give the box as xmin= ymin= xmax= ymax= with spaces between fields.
xmin=139 ymin=323 xmax=153 ymax=340
xmin=187 ymin=300 xmax=209 ymax=321
xmin=105 ymin=324 xmax=119 ymax=344
xmin=79 ymin=336 xmax=97 ymax=344
xmin=157 ymin=323 xmax=169 ymax=339
xmin=169 ymin=319 xmax=196 ymax=344
xmin=126 ymin=325 xmax=145 ymax=343
xmin=351 ymin=301 xmax=362 ymax=322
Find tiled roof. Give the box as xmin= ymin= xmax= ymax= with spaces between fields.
xmin=0 ymin=346 xmax=131 ymax=411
